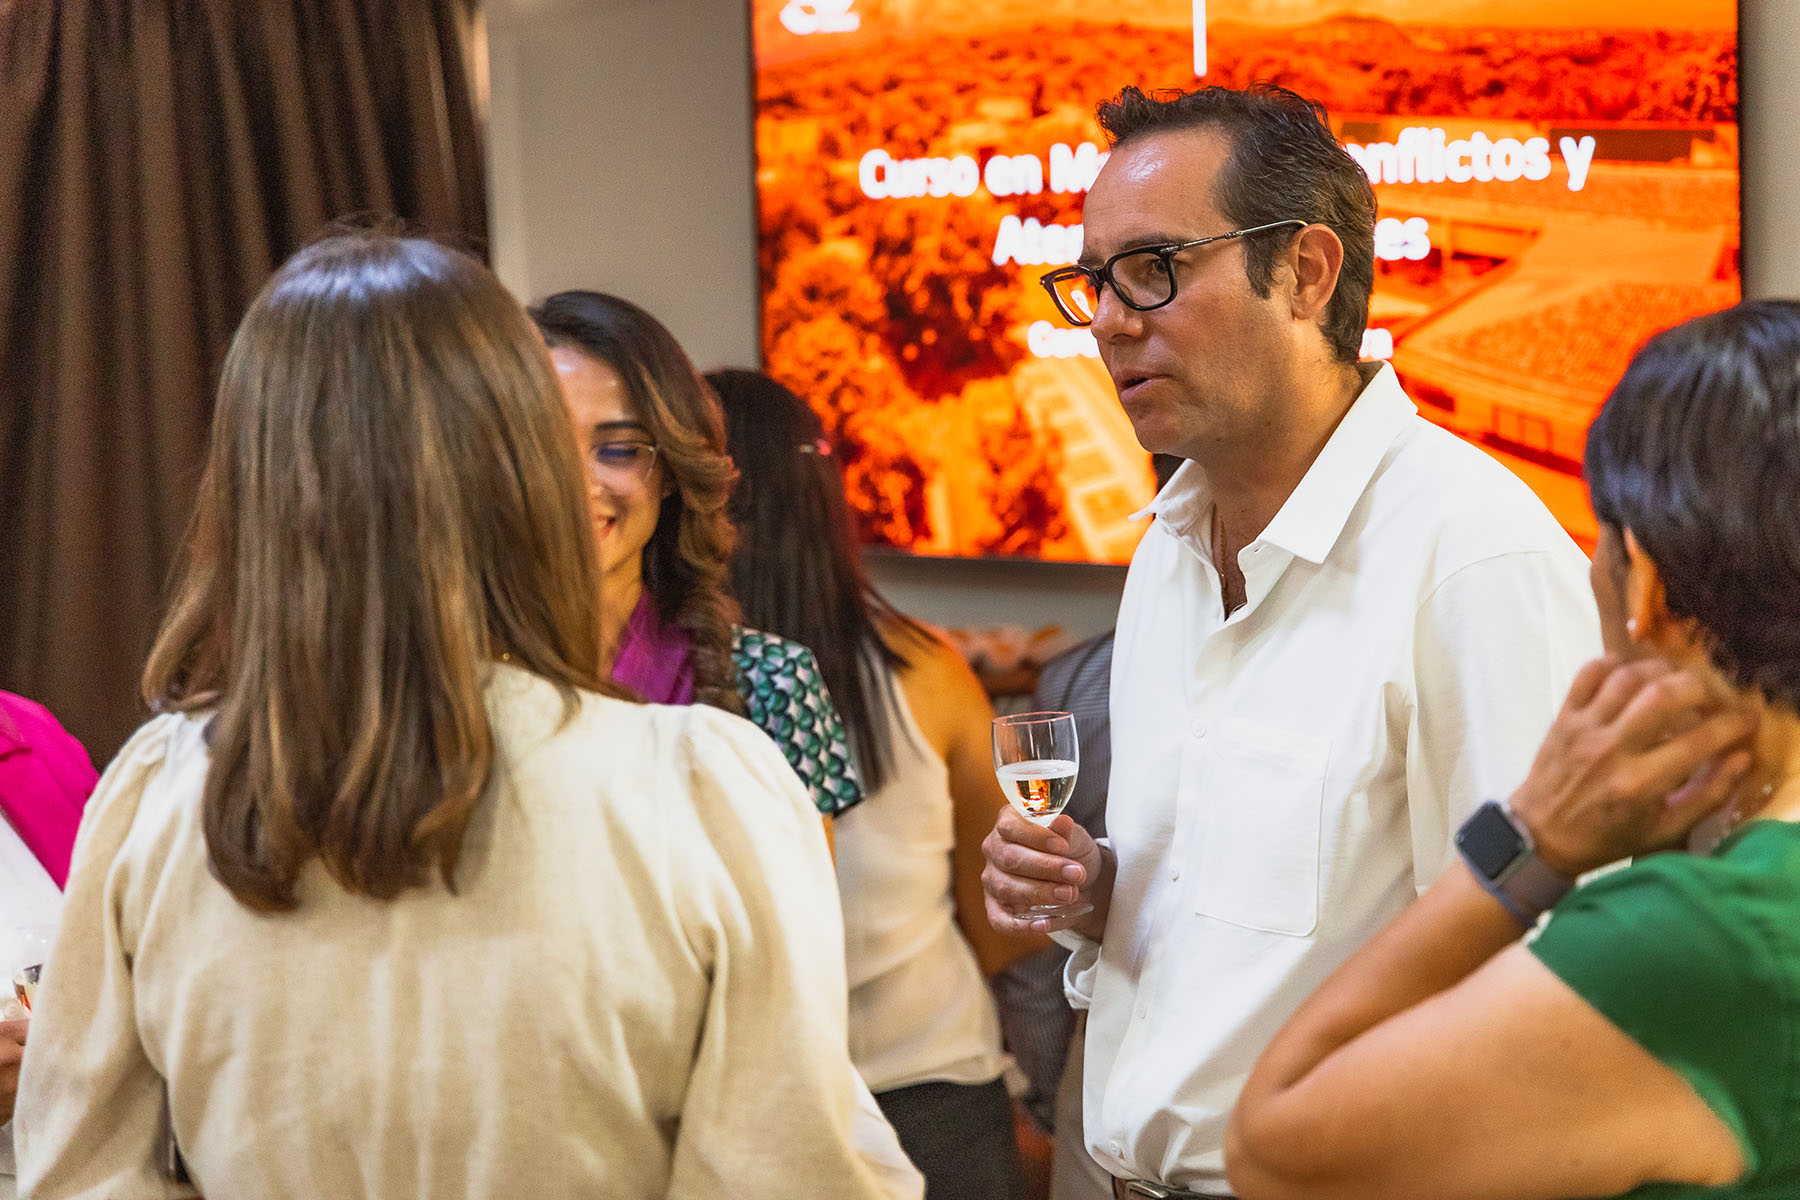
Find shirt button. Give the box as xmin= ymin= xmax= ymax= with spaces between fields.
xmin=1136 ymin=1000 xmax=1149 ymax=1019
xmin=1170 ymin=862 xmax=1182 ymax=881
xmin=1109 ymin=1140 xmax=1124 ymax=1158
xmin=1190 ymin=718 xmax=1207 ymax=739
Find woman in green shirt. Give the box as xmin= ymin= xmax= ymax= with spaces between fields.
xmin=1226 ymin=300 xmax=1800 ymax=1200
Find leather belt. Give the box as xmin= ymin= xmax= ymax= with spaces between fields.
xmin=1111 ymin=1178 xmax=1236 ymax=1200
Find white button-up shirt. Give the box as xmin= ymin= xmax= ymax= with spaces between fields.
xmin=1065 ymin=365 xmax=1601 ymax=1190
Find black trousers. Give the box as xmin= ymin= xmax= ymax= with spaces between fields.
xmin=875 ymin=1077 xmax=1025 ymax=1200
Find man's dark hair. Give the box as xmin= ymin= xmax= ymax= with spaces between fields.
xmin=1094 ymin=83 xmax=1375 ymax=364
xmin=1585 ymin=299 xmax=1800 ymax=709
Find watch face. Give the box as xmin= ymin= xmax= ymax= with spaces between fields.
xmin=1457 ymin=802 xmax=1527 ymax=879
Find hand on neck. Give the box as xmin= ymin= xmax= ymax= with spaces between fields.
xmin=1619 ymin=540 xmax=1800 ymax=830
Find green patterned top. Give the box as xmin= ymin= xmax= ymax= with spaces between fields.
xmin=731 ymin=628 xmax=864 ymax=817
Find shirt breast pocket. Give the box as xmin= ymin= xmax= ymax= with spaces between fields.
xmin=1189 ymin=719 xmax=1329 ymax=937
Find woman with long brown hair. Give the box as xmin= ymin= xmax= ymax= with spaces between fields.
xmin=529 ymin=291 xmax=864 ymax=818
xmin=709 ymin=367 xmax=1037 ymax=1200
xmin=13 ymin=233 xmax=906 ymax=1199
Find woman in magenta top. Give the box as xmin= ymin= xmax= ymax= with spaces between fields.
xmin=1 ymin=690 xmax=97 ymax=1148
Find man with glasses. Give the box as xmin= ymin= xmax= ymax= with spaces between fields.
xmin=979 ymin=83 xmax=1600 ymax=1199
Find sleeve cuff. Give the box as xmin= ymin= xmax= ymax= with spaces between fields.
xmin=1054 ymin=930 xmax=1099 ymax=1009
xmin=1054 ymin=835 xmax=1110 ymax=1009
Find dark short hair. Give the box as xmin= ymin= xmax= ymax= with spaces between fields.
xmin=1094 ymin=83 xmax=1375 ymax=364
xmin=1585 ymin=300 xmax=1800 ymax=709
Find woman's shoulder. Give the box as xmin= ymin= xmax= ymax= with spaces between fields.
xmin=0 ymin=689 xmax=99 ymax=776
xmin=611 ymin=689 xmax=826 ymax=835
xmin=866 ymin=617 xmax=962 ymax=696
xmin=61 ymin=711 xmax=208 ymax=888
xmin=0 ymin=690 xmax=63 ymax=749
xmin=1570 ymin=821 xmax=1800 ymax=915
xmin=728 ymin=626 xmax=865 ymax=816
xmin=1532 ymin=822 xmax=1800 ymax=988
xmin=732 ymin=624 xmax=794 ymax=656
xmin=493 ymin=664 xmax=768 ymax=764
xmin=731 ymin=625 xmax=823 ymax=671
xmin=874 ymin=617 xmax=992 ymax=763
xmin=730 ymin=627 xmax=843 ymax=707
xmin=880 ymin=618 xmax=984 ymax=704
xmin=491 ymin=666 xmax=818 ymax=843
xmin=95 ymin=710 xmax=207 ymax=803
xmin=734 ymin=617 xmax=957 ymax=685
xmin=875 ymin=612 xmax=950 ymax=658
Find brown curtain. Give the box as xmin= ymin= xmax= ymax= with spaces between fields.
xmin=0 ymin=0 xmax=489 ymax=763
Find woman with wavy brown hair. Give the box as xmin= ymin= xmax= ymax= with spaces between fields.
xmin=12 ymin=233 xmax=909 ymax=1200
xmin=530 ymin=292 xmax=864 ymax=818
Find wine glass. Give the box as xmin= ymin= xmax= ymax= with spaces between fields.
xmin=3 ymin=925 xmax=53 ymax=1020
xmin=992 ymin=711 xmax=1092 ymax=919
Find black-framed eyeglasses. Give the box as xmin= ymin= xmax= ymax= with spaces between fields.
xmin=1037 ymin=219 xmax=1308 ymax=327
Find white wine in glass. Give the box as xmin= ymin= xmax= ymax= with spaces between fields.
xmin=992 ymin=711 xmax=1091 ymax=918
xmin=4 ymin=924 xmax=53 ymax=1017
xmin=12 ymin=963 xmax=40 ymax=1013
xmin=996 ymin=758 xmax=1078 ymax=825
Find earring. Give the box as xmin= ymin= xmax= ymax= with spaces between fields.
xmin=1626 ymin=617 xmax=1639 ymax=637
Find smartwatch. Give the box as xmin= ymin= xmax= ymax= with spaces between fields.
xmin=1454 ymin=800 xmax=1574 ymax=926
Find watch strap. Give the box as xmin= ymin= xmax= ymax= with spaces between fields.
xmin=1499 ymin=853 xmax=1574 ymax=924
xmin=1457 ymin=800 xmax=1575 ymax=927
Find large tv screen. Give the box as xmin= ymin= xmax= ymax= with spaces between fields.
xmin=751 ymin=0 xmax=1739 ymax=560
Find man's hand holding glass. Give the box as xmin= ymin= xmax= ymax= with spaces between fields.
xmin=981 ymin=805 xmax=1115 ymax=938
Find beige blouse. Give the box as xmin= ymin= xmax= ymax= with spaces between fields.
xmin=15 ymin=666 xmax=916 ymax=1199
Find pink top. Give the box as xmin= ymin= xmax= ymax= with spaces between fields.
xmin=610 ymin=593 xmax=696 ymax=707
xmin=0 ymin=692 xmax=98 ymax=888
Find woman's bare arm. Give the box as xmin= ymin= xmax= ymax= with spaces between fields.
xmin=1228 ymin=867 xmax=1744 ymax=1200
xmin=1228 ymin=658 xmax=1759 ymax=1200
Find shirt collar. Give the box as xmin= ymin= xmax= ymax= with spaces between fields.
xmin=1133 ymin=363 xmax=1416 ymax=566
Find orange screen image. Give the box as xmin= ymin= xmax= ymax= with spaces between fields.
xmin=752 ymin=0 xmax=1739 ymax=560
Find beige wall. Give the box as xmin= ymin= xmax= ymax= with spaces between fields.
xmin=1741 ymin=0 xmax=1800 ymax=300
xmin=484 ymin=0 xmax=1798 ymax=640
xmin=486 ymin=0 xmax=761 ymax=373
